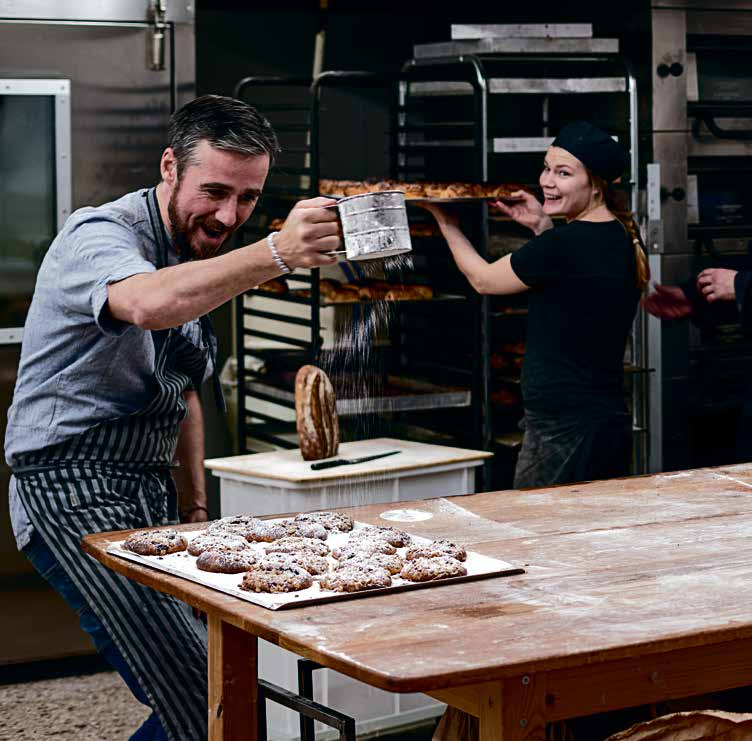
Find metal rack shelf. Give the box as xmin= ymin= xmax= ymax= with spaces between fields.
xmin=413 ymin=38 xmax=619 ymax=59
xmin=246 ymin=377 xmax=471 ymax=416
xmin=244 ymin=290 xmax=467 ymax=307
xmin=234 ymin=71 xmax=488 ymax=462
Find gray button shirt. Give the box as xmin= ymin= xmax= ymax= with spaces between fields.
xmin=5 ymin=188 xmax=213 ymax=549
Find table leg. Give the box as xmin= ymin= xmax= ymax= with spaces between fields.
xmin=478 ymin=682 xmax=504 ymax=741
xmin=208 ymin=615 xmax=259 ymax=741
xmin=429 ymin=675 xmax=546 ymax=741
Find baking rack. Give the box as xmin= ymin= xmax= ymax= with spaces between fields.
xmin=233 ymin=72 xmax=491 ymax=472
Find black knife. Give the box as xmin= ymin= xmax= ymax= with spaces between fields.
xmin=310 ymin=451 xmax=401 ymax=471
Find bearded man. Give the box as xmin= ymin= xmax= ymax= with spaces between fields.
xmin=4 ymin=95 xmax=339 ymax=740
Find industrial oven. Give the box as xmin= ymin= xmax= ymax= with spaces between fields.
xmin=0 ymin=0 xmax=194 ymax=665
xmin=649 ymin=0 xmax=752 ymax=472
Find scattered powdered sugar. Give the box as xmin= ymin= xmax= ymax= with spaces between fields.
xmin=379 ymin=508 xmax=433 ymax=522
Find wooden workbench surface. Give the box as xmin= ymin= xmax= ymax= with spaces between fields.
xmin=83 ymin=463 xmax=752 ymax=695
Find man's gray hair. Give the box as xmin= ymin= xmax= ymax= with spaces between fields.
xmin=168 ymin=94 xmax=281 ymax=175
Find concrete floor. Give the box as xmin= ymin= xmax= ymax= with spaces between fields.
xmin=0 ymin=671 xmax=150 ymax=740
xmin=0 ymin=669 xmax=437 ymax=740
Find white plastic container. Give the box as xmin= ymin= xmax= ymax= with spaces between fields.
xmin=205 ymin=438 xmax=491 ymax=740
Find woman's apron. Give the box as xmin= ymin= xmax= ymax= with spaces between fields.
xmin=513 ymin=410 xmax=632 ymax=489
xmin=12 ymin=188 xmax=216 ymax=741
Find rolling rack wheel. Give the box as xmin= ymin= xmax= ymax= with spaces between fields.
xmin=255 ymin=658 xmax=356 ymax=740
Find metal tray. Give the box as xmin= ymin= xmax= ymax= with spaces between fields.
xmin=107 ymin=521 xmax=524 ymax=611
xmin=407 ymin=196 xmax=492 ymax=204
xmin=247 ymin=376 xmax=471 ymax=415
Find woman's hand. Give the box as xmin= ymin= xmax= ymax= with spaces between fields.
xmin=492 ymin=190 xmax=552 ymax=235
xmin=416 ymin=202 xmax=459 ymax=229
xmin=641 ymin=283 xmax=692 ymax=320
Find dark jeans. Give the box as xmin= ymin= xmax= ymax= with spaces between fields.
xmin=23 ymin=531 xmax=168 ymax=741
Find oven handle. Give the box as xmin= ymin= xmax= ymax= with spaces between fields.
xmin=693 ymin=115 xmax=752 ymax=141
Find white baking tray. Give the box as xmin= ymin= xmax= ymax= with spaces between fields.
xmin=107 ymin=520 xmax=524 ymax=610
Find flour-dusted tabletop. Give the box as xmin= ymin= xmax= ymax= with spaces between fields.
xmin=82 ymin=462 xmax=752 ymax=740
xmin=204 ymin=437 xmax=493 ymax=485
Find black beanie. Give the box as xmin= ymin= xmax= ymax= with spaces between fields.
xmin=551 ymin=121 xmax=627 ymax=182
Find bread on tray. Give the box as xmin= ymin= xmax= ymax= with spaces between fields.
xmin=317 ymin=179 xmax=529 ymax=200
xmin=289 ymin=279 xmax=434 ymax=304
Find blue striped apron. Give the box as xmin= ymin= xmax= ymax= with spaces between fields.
xmin=12 ymin=188 xmax=216 ymax=741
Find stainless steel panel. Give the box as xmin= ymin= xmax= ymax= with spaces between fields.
xmin=0 ymin=0 xmax=194 ymax=23
xmin=413 ymin=38 xmax=619 ymax=59
xmin=451 ymin=24 xmax=592 ymax=39
xmin=489 ymin=78 xmax=626 ymax=94
xmin=0 ymin=22 xmax=194 ymax=209
xmin=652 ymin=132 xmax=689 ymax=254
xmin=652 ymin=0 xmax=752 ymax=8
xmin=408 ymin=81 xmax=474 ymax=97
xmin=686 ymin=52 xmax=699 ymax=102
xmin=652 ymin=8 xmax=688 ymax=132
xmin=647 ymin=253 xmax=663 ymax=472
xmin=409 ymin=78 xmax=626 ymax=96
xmin=493 ymin=137 xmax=553 ymax=153
xmin=687 ymin=9 xmax=752 ymax=34
xmin=688 ymin=121 xmax=752 ymax=157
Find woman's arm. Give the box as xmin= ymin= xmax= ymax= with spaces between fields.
xmin=433 ymin=217 xmax=529 ymax=295
xmin=421 ymin=190 xmax=553 ymax=296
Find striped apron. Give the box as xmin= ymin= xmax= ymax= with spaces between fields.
xmin=12 ymin=188 xmax=215 ymax=741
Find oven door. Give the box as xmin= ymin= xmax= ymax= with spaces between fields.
xmin=0 ymin=79 xmax=71 ymax=347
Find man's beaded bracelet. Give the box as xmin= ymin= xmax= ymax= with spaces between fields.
xmin=267 ymin=232 xmax=291 ymax=274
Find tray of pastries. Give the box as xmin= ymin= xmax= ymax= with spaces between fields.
xmin=318 ymin=179 xmax=530 ymax=202
xmin=107 ymin=513 xmax=524 ymax=610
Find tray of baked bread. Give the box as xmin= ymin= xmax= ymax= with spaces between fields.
xmin=254 ymin=277 xmax=464 ymax=305
xmin=107 ymin=514 xmax=524 ymax=610
xmin=318 ymin=178 xmax=530 ymax=202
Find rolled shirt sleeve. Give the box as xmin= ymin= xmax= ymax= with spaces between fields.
xmin=509 ymin=229 xmax=562 ymax=289
xmin=62 ymin=218 xmax=156 ymax=335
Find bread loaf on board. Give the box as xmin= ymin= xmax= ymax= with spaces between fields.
xmin=294 ymin=365 xmax=339 ymax=461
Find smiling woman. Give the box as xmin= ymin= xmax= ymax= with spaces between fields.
xmin=422 ymin=121 xmax=648 ymax=490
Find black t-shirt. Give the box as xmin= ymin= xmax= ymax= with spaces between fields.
xmin=509 ymin=219 xmax=640 ymax=415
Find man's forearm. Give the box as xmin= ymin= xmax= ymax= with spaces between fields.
xmin=173 ymin=390 xmax=208 ymax=520
xmin=108 ymin=238 xmax=280 ymax=331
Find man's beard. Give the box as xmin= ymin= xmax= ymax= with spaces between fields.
xmin=167 ymin=185 xmax=195 ymax=259
xmin=167 ymin=184 xmax=229 ymax=260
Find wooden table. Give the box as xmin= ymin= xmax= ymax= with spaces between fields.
xmin=82 ymin=463 xmax=752 ymax=740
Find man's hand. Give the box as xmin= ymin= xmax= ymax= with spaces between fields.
xmin=274 ymin=197 xmax=341 ymax=269
xmin=491 ymin=191 xmax=553 ymax=235
xmin=180 ymin=505 xmax=209 ymax=524
xmin=697 ymin=268 xmax=738 ymax=304
xmin=642 ymin=283 xmax=693 ymax=320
